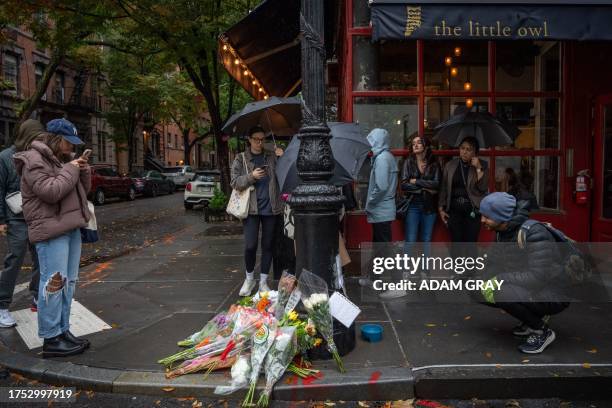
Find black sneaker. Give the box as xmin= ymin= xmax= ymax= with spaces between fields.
xmin=518 ymin=328 xmax=556 ymax=354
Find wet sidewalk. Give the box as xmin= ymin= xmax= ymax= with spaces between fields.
xmin=0 ymin=221 xmax=611 ymax=401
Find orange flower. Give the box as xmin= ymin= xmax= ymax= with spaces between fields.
xmin=195 ymin=337 xmax=210 ymax=349
xmin=256 ymin=297 xmax=271 ymax=313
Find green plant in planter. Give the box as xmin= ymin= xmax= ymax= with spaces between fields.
xmin=208 ymin=187 xmax=228 ymax=212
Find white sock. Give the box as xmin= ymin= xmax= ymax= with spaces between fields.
xmin=246 ymin=271 xmax=254 ymax=281
xmin=260 ymin=273 xmax=268 ymax=283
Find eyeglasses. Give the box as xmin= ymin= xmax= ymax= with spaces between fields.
xmin=250 ymin=138 xmax=265 ymax=144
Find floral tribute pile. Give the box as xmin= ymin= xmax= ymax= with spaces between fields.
xmin=157 ymin=271 xmax=345 ymax=406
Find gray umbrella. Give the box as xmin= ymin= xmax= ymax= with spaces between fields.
xmin=275 ymin=122 xmax=370 ymax=193
xmin=222 ymin=96 xmax=301 ymax=137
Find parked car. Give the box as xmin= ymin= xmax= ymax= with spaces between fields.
xmin=90 ymin=166 xmax=136 ymax=205
xmin=130 ymin=170 xmax=175 ymax=197
xmin=184 ymin=170 xmax=221 ymax=209
xmin=162 ymin=165 xmax=196 ymax=189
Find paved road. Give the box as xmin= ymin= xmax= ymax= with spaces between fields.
xmin=0 ymin=193 xmax=202 ymax=287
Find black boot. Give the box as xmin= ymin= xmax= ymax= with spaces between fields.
xmin=42 ymin=335 xmax=85 ymax=358
xmin=62 ymin=331 xmax=90 ymax=349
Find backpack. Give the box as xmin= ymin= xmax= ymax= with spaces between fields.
xmin=517 ymin=220 xmax=592 ymax=284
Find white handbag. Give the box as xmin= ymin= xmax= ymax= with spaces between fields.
xmin=81 ymin=201 xmax=99 ymax=243
xmin=5 ymin=191 xmax=22 ymax=215
xmin=226 ymin=153 xmax=253 ymax=220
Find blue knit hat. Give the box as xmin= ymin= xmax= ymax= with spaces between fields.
xmin=480 ymin=192 xmax=517 ymax=223
xmin=46 ymin=118 xmax=83 ymax=145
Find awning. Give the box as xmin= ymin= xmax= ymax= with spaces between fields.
xmin=219 ymin=0 xmax=300 ymax=100
xmin=370 ymin=1 xmax=612 ymax=41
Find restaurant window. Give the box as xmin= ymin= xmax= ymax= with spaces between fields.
xmin=495 ymin=156 xmax=559 ymax=210
xmin=496 ymin=98 xmax=560 ymax=149
xmin=496 ymin=41 xmax=560 ymax=92
xmin=424 ymin=97 xmax=489 ymax=148
xmin=353 ymin=0 xmax=370 ymax=27
xmin=2 ymin=53 xmax=19 ymax=92
xmin=353 ymin=37 xmax=417 ymax=91
xmin=353 ymin=97 xmax=418 ymax=149
xmin=424 ymin=41 xmax=488 ymax=91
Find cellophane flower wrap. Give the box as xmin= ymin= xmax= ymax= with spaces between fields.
xmin=177 ymin=312 xmax=229 ymax=347
xmin=298 ymin=270 xmax=345 ymax=373
xmin=214 ymin=353 xmax=252 ymax=395
xmin=275 ymin=271 xmax=296 ymax=320
xmin=256 ymin=326 xmax=298 ymax=407
xmin=242 ymin=320 xmax=278 ymax=407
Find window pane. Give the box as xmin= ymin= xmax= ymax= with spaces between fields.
xmin=353 ymin=0 xmax=370 ymax=27
xmin=424 ymin=41 xmax=488 ymax=91
xmin=353 ymin=37 xmax=417 ymax=91
xmin=424 ymin=97 xmax=489 ymax=149
xmin=496 ymin=98 xmax=560 ymax=149
xmin=496 ymin=41 xmax=560 ymax=92
xmin=353 ymin=97 xmax=418 ymax=149
xmin=495 ymin=156 xmax=559 ymax=211
xmin=2 ymin=54 xmax=18 ymax=86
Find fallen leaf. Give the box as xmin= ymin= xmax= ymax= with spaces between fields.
xmin=391 ymin=399 xmax=415 ymax=407
xmin=505 ymin=400 xmax=521 ymax=408
xmin=324 ymin=403 xmax=336 ymax=407
xmin=485 ymin=352 xmax=492 ymax=358
xmin=162 ymin=387 xmax=175 ymax=392
xmin=495 ymin=364 xmax=502 ymax=369
xmin=586 ymin=348 xmax=598 ymax=354
xmin=452 ymin=333 xmax=459 ymax=337
xmin=522 ymin=359 xmax=530 ymax=363
xmin=464 ymin=315 xmax=471 ymax=320
xmin=358 ymin=402 xmax=370 ymax=408
xmin=155 ymin=401 xmax=161 ymax=406
xmin=425 ymin=323 xmax=436 ymax=327
xmin=192 ymin=400 xmax=203 ymax=408
xmin=582 ymin=363 xmax=592 ymax=368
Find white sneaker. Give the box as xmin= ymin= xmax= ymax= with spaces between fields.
xmin=259 ymin=279 xmax=271 ymax=293
xmin=239 ymin=278 xmax=256 ymax=297
xmin=379 ymin=290 xmax=408 ymax=300
xmin=0 ymin=309 xmax=16 ymax=328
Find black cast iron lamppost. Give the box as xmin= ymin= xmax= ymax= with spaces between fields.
xmin=289 ymin=0 xmax=356 ymax=357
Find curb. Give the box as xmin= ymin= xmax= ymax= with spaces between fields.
xmin=413 ymin=364 xmax=612 ymax=400
xmin=0 ymin=346 xmax=414 ymax=400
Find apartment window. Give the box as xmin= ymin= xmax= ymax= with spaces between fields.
xmin=35 ymin=64 xmax=47 ymax=100
xmin=175 ymin=134 xmax=178 ymax=149
xmin=97 ymin=131 xmax=107 ymax=162
xmin=2 ymin=53 xmax=18 ymax=92
xmin=54 ymin=71 xmax=65 ymax=104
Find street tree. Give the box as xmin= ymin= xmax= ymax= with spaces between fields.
xmin=102 ymin=0 xmax=257 ymax=191
xmin=0 ymin=0 xmax=117 ymax=130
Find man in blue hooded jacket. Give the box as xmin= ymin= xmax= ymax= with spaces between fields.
xmin=361 ymin=129 xmax=400 ymax=296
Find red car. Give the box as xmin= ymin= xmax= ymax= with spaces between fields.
xmin=89 ymin=166 xmax=136 ymax=205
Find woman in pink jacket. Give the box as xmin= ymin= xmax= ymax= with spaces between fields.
xmin=14 ymin=119 xmax=91 ymax=358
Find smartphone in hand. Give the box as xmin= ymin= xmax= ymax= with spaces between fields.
xmin=80 ymin=149 xmax=92 ymax=160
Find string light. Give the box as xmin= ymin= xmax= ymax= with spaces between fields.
xmin=258 ymin=87 xmax=263 ymax=92
xmin=454 ymin=47 xmax=462 ymax=57
xmin=450 ymin=67 xmax=458 ymax=77
xmin=222 ymin=44 xmax=228 ymax=51
xmin=463 ymin=81 xmax=472 ymax=91
xmin=252 ymin=80 xmax=257 ymax=85
xmin=444 ymin=56 xmax=453 ymax=67
xmin=466 ymin=98 xmax=474 ymax=108
xmin=243 ymin=69 xmax=249 ymax=76
xmin=264 ymin=95 xmax=269 ymax=100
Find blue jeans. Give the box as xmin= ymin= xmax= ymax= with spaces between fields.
xmin=35 ymin=229 xmax=81 ymax=339
xmin=404 ymin=203 xmax=437 ymax=270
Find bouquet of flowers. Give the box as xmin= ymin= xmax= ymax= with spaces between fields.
xmin=299 ymin=270 xmax=345 ymax=373
xmin=275 ymin=271 xmax=296 ymax=320
xmin=242 ymin=321 xmax=278 ymax=407
xmin=256 ymin=326 xmax=298 ymax=407
xmin=214 ymin=353 xmax=251 ymax=395
xmin=158 ymin=335 xmax=231 ymax=368
xmin=177 ymin=312 xmax=229 ymax=347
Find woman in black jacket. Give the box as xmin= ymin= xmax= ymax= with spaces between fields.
xmin=380 ymin=136 xmax=440 ymax=299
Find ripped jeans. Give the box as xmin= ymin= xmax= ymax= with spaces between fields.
xmin=34 ymin=229 xmax=82 ymax=339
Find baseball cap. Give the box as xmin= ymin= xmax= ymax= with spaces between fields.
xmin=46 ymin=118 xmax=84 ymax=145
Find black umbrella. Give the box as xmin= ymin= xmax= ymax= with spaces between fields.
xmin=275 ymin=122 xmax=370 ymax=193
xmin=222 ymin=96 xmax=301 ymax=137
xmin=434 ymin=111 xmax=520 ymax=148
